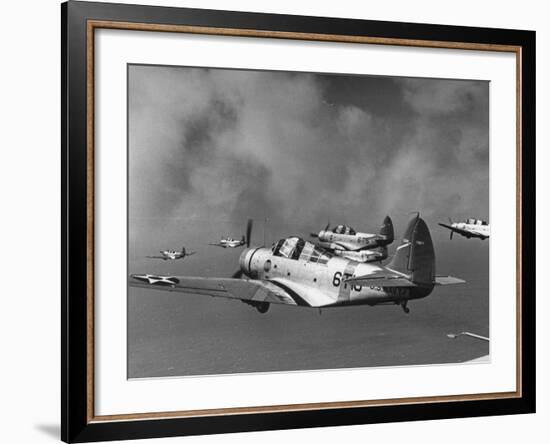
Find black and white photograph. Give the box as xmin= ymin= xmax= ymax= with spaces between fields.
xmin=0 ymin=0 xmax=543 ymax=441
xmin=127 ymin=64 xmax=490 ymax=379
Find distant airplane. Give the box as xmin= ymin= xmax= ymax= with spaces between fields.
xmin=310 ymin=216 xmax=394 ymax=263
xmin=131 ymin=214 xmax=464 ymax=315
xmin=209 ymin=237 xmax=246 ymax=248
xmin=447 ymin=331 xmax=490 ymax=363
xmin=447 ymin=331 xmax=489 ymax=341
xmin=438 ymin=218 xmax=490 ymax=240
xmin=146 ymin=247 xmax=196 ymax=261
xmin=209 ymin=220 xmax=252 ymax=248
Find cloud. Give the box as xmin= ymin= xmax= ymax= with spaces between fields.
xmin=128 ymin=66 xmax=488 ymax=257
xmin=400 ymin=78 xmax=488 ymax=118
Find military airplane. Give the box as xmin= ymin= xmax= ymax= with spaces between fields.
xmin=209 ymin=221 xmax=253 ymax=248
xmin=310 ymin=216 xmax=394 ymax=263
xmin=146 ymin=247 xmax=196 ymax=261
xmin=438 ymin=218 xmax=490 ymax=240
xmin=447 ymin=331 xmax=490 ymax=363
xmin=447 ymin=331 xmax=489 ymax=341
xmin=131 ymin=215 xmax=464 ymax=314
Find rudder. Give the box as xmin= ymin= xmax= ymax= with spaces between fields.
xmin=387 ymin=215 xmax=435 ymax=286
xmin=379 ymin=215 xmax=394 ymax=245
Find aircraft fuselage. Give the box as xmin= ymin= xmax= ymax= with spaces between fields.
xmin=238 ymin=246 xmax=432 ymax=308
xmin=316 ymin=231 xmax=388 ymax=251
xmin=451 ymin=222 xmax=490 ymax=239
xmin=331 ymin=247 xmax=388 ymax=263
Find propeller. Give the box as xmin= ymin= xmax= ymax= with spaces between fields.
xmin=310 ymin=220 xmax=330 ymax=238
xmin=232 ymin=219 xmax=253 ymax=279
xmin=245 ymin=218 xmax=253 ymax=247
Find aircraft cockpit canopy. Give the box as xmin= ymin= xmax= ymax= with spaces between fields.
xmin=272 ymin=237 xmax=334 ymax=264
xmin=272 ymin=237 xmax=305 ymax=260
xmin=467 ymin=218 xmax=488 ymax=226
xmin=332 ymin=224 xmax=356 ymax=235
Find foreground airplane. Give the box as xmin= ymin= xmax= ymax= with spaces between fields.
xmin=438 ymin=218 xmax=490 ymax=240
xmin=310 ymin=216 xmax=394 ymax=263
xmin=209 ymin=221 xmax=253 ymax=248
xmin=146 ymin=247 xmax=196 ymax=261
xmin=131 ymin=215 xmax=464 ymax=314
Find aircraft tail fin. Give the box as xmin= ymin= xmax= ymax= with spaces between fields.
xmin=387 ymin=214 xmax=435 ymax=286
xmin=380 ymin=215 xmax=394 ymax=245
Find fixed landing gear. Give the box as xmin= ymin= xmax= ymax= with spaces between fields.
xmin=255 ymin=302 xmax=270 ymax=314
xmin=242 ymin=300 xmax=270 ymax=314
xmin=400 ymin=301 xmax=410 ymax=314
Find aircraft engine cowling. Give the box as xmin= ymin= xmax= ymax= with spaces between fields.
xmin=238 ymin=248 xmax=255 ymax=277
xmin=238 ymin=247 xmax=267 ymax=278
xmin=316 ymin=231 xmax=328 ymax=242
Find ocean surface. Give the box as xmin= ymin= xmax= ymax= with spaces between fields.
xmin=127 ymin=240 xmax=489 ymax=378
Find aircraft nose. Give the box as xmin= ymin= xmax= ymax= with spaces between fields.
xmin=239 ymin=247 xmax=262 ymax=277
xmin=239 ymin=248 xmax=254 ymax=275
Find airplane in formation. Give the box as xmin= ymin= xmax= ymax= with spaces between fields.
xmin=146 ymin=247 xmax=196 ymax=261
xmin=310 ymin=216 xmax=394 ymax=263
xmin=131 ymin=214 xmax=464 ymax=314
xmin=209 ymin=237 xmax=246 ymax=248
xmin=438 ymin=218 xmax=490 ymax=240
xmin=208 ymin=221 xmax=253 ymax=248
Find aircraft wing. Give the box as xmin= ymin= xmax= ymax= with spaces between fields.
xmin=208 ymin=243 xmax=225 ymax=247
xmin=129 ymin=274 xmax=300 ymax=306
xmin=185 ymin=252 xmax=197 ymax=256
xmin=129 ymin=274 xmax=337 ymax=308
xmin=145 ymin=255 xmax=166 ymax=260
xmin=434 ymin=276 xmax=466 ymax=285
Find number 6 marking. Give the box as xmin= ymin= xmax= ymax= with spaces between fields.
xmin=332 ymin=271 xmax=342 ymax=287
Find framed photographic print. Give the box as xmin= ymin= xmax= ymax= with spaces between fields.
xmin=61 ymin=1 xmax=536 ymax=442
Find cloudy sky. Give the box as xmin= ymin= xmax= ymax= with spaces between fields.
xmin=128 ymin=64 xmax=489 ymax=274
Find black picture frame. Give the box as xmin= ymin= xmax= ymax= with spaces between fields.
xmin=62 ymin=1 xmax=536 ymax=442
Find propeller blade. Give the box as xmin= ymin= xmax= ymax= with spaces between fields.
xmin=246 ymin=219 xmax=253 ymax=247
xmin=450 ymin=231 xmax=453 ymax=240
xmin=448 ymin=217 xmax=453 ymax=224
xmin=324 ymin=220 xmax=330 ymax=232
xmin=310 ymin=232 xmax=319 ymax=238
